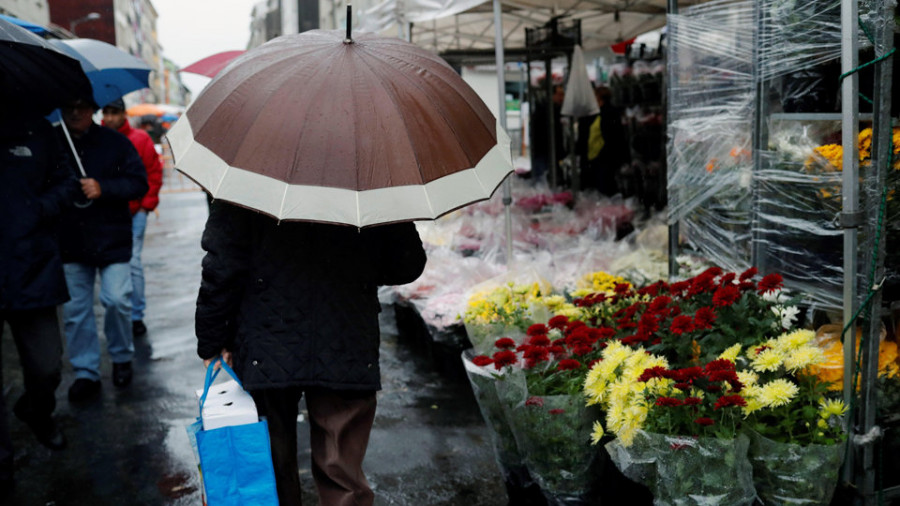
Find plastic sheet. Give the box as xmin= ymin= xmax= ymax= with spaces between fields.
xmin=747 ymin=430 xmax=843 ymax=505
xmin=462 ymin=351 xmax=527 ymax=470
xmin=499 ymin=371 xmax=600 ymax=504
xmin=606 ymin=431 xmax=757 ymax=506
xmin=666 ymin=0 xmax=893 ymax=310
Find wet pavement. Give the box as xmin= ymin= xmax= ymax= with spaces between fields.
xmin=2 ymin=191 xmax=507 ymax=505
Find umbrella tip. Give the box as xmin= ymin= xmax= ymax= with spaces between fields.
xmin=344 ymin=4 xmax=353 ymax=44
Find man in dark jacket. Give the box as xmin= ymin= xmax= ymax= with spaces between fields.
xmin=59 ymin=97 xmax=148 ymax=403
xmin=196 ymin=201 xmax=427 ymax=506
xmin=0 ymin=110 xmax=79 ymax=494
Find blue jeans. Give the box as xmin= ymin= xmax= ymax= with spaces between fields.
xmin=131 ymin=210 xmax=148 ymax=321
xmin=63 ymin=262 xmax=134 ymax=381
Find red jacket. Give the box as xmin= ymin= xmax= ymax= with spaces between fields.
xmin=106 ymin=120 xmax=162 ymax=214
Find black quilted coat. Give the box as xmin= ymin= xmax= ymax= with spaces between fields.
xmin=195 ymin=202 xmax=426 ymax=391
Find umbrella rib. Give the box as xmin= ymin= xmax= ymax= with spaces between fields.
xmin=363 ymin=44 xmax=492 ymax=174
xmin=278 ymin=183 xmax=289 ymax=221
xmin=353 ymin=49 xmax=425 ymax=184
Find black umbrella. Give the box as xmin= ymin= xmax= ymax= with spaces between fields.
xmin=0 ymin=17 xmax=93 ymax=117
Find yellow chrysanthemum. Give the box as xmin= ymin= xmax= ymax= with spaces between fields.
xmin=736 ymin=370 xmax=759 ymax=388
xmin=818 ymin=398 xmax=847 ymax=419
xmin=555 ymin=304 xmax=584 ymax=320
xmin=590 ymin=421 xmax=605 ymax=445
xmin=756 ymin=379 xmax=799 ymax=408
xmin=718 ymin=344 xmax=742 ymax=362
xmin=784 ymin=346 xmax=825 ymax=372
xmin=542 ymin=295 xmax=567 ymax=309
xmin=577 ymin=271 xmax=631 ymax=294
xmin=751 ymin=348 xmax=784 ymax=373
xmin=776 ymin=329 xmax=816 ymax=351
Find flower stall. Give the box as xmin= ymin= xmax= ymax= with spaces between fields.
xmin=460 ymin=266 xmax=895 ymax=505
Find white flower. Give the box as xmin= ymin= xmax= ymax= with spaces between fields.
xmin=762 ymin=289 xmax=788 ymax=304
xmin=770 ymin=305 xmax=800 ymax=329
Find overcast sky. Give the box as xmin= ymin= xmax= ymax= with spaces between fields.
xmin=151 ymin=0 xmax=259 ymax=97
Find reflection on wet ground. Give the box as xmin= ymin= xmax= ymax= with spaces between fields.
xmin=2 ymin=192 xmax=506 ymax=505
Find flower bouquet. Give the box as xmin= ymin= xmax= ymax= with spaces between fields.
xmin=471 ymin=318 xmax=618 ymax=503
xmin=462 ymin=279 xmax=556 ymax=355
xmin=736 ymin=329 xmax=847 ymax=505
xmin=585 ymin=343 xmax=757 ymax=505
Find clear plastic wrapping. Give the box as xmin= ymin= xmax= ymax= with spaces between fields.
xmin=667 ymin=0 xmax=894 ymax=310
xmin=498 ymin=371 xmax=600 ymax=504
xmin=747 ymin=430 xmax=844 ymax=505
xmin=606 ymin=431 xmax=757 ymax=506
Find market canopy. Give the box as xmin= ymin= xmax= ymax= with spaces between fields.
xmin=361 ymin=0 xmax=707 ymax=53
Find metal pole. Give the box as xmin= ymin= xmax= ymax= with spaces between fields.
xmin=666 ymin=0 xmax=679 ymax=279
xmin=493 ymin=0 xmax=513 ymax=265
xmin=859 ymin=8 xmax=893 ymax=503
xmin=839 ymin=0 xmax=859 ymax=485
xmin=546 ymin=56 xmax=557 ymax=188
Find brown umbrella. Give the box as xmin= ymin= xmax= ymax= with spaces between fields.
xmin=165 ymin=29 xmax=512 ymax=227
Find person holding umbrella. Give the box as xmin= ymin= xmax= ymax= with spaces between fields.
xmin=59 ymin=95 xmax=148 ymax=402
xmin=179 ymin=23 xmax=512 ymax=505
xmin=101 ymin=98 xmax=163 ymax=338
xmin=0 ymin=102 xmax=80 ymax=496
xmin=0 ymin=16 xmax=92 ymax=496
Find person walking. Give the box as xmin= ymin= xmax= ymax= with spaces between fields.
xmin=196 ymin=201 xmax=426 ymax=506
xmin=0 ymin=108 xmax=79 ymax=495
xmin=101 ymin=99 xmax=163 ymax=337
xmin=59 ymin=96 xmax=148 ymax=403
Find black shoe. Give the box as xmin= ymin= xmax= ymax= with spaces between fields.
xmin=68 ymin=378 xmax=101 ymax=403
xmin=113 ymin=361 xmax=133 ymax=387
xmin=1 ymin=457 xmax=14 ymax=499
xmin=12 ymin=399 xmax=66 ymax=450
xmin=132 ymin=320 xmax=147 ymax=337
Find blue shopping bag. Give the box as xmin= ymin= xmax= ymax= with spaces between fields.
xmin=187 ymin=358 xmax=279 ymax=506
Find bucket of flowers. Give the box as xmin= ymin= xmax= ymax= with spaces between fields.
xmin=734 ymin=328 xmax=847 ymax=505
xmin=585 ymin=342 xmax=758 ymax=506
xmin=469 ymin=317 xmax=618 ymax=504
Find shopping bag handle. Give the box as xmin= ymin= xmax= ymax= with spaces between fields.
xmin=199 ymin=357 xmax=245 ymax=417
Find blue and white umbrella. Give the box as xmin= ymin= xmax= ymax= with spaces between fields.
xmin=48 ymin=38 xmax=151 ymax=108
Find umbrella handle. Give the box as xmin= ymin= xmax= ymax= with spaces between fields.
xmin=345 ymin=5 xmax=352 ymax=43
xmin=56 ymin=118 xmax=88 ymax=178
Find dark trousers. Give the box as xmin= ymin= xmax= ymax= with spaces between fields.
xmin=251 ymin=387 xmax=377 ymax=506
xmin=0 ymin=307 xmax=64 ymax=466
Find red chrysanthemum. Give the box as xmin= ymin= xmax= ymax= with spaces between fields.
xmin=588 ymin=358 xmax=603 ymax=368
xmin=548 ymin=409 xmax=565 ymax=415
xmin=739 ymin=266 xmax=758 ymax=281
xmin=705 ymin=359 xmax=735 ymax=372
xmin=594 ymin=327 xmax=617 ymax=340
xmin=523 ymin=346 xmax=549 ymax=363
xmin=565 ymin=320 xmax=587 ymax=334
xmin=757 ymin=273 xmax=784 ymax=294
xmin=712 ymin=285 xmax=741 ymax=307
xmin=638 ymin=366 xmax=668 ymax=382
xmin=548 ymin=315 xmax=569 ymax=329
xmin=638 ymin=312 xmax=660 ymax=335
xmin=570 ymin=345 xmax=593 ymax=356
xmin=492 ymin=350 xmax=518 ymax=370
xmin=669 ymin=315 xmax=695 ymax=335
xmin=649 ymin=295 xmax=673 ymax=312
xmin=614 ymin=282 xmax=630 ymax=295
xmin=708 ymin=370 xmax=739 ymax=383
xmin=549 ymin=345 xmax=566 ymax=357
xmin=673 ymin=367 xmax=705 ymax=382
xmin=472 ymin=355 xmax=494 ymax=367
xmin=688 ymin=272 xmax=717 ymax=297
xmin=693 ymin=307 xmax=717 ymax=330
xmin=683 ymin=397 xmax=702 ymax=406
xmin=620 ymin=334 xmax=642 ymax=347
xmin=714 ymin=395 xmax=747 ymax=410
xmin=668 ymin=280 xmax=691 ymax=296
xmin=673 ymin=382 xmax=691 ymax=391
xmin=494 ymin=337 xmax=516 ymax=349
xmin=516 ymin=343 xmax=530 ymax=352
xmin=655 ymin=397 xmax=683 ymax=407
xmin=526 ymin=323 xmax=548 ymax=336
xmin=557 ymin=359 xmax=581 ymax=371
xmin=525 ymin=396 xmax=544 ymax=407
xmin=706 ymin=384 xmax=722 ymax=393
xmin=529 ymin=334 xmax=551 ymax=347
xmin=565 ymin=328 xmax=591 ymax=348
xmin=719 ymin=272 xmax=736 ymax=286
xmin=694 ymin=417 xmax=715 ymax=426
